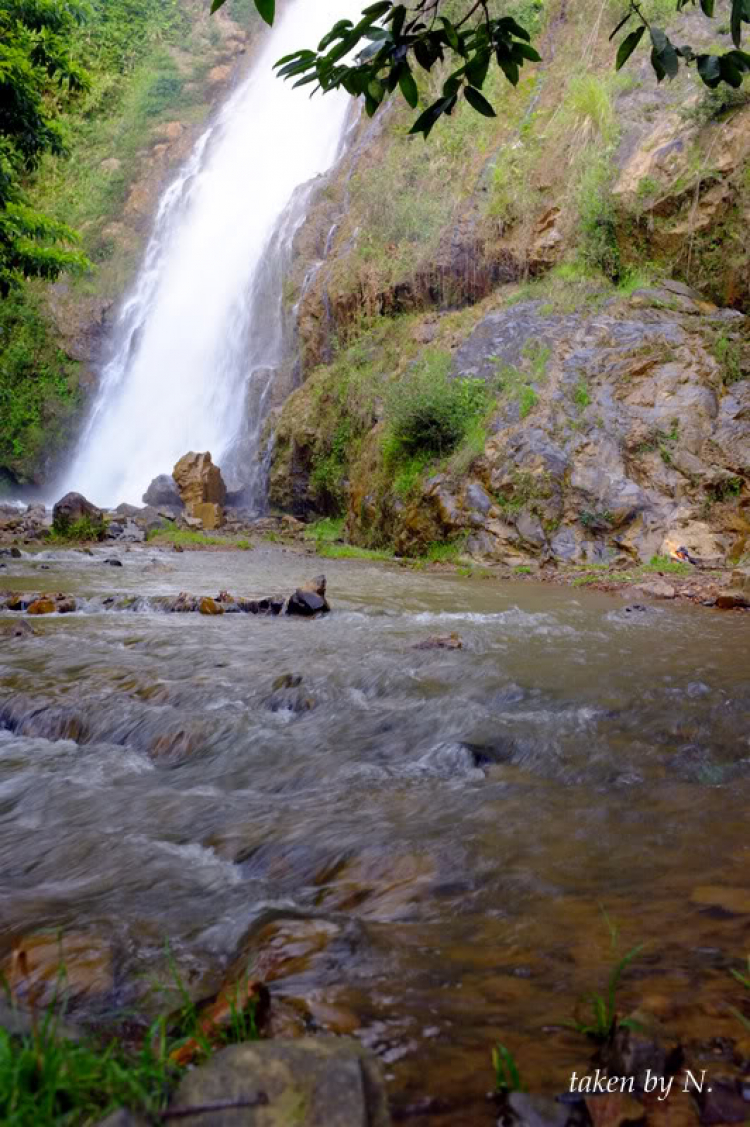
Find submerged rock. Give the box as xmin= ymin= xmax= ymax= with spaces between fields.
xmin=413 ymin=632 xmax=463 ymax=650
xmin=286 ymin=574 xmax=330 ymax=617
xmin=170 ymin=1037 xmax=391 ymax=1127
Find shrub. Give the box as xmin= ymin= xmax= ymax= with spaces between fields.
xmin=385 ymin=352 xmax=489 ymax=461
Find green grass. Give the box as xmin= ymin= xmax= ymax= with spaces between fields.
xmin=316 ymin=542 xmax=392 ymax=560
xmin=422 ymin=537 xmax=468 ymax=564
xmin=48 ymin=517 xmax=106 ymax=543
xmin=235 ymin=539 xmax=251 ymax=551
xmin=643 ymin=555 xmax=690 ymax=575
xmin=513 ymin=565 xmax=533 ymax=574
xmin=492 ymin=1043 xmax=525 ymax=1093
xmin=566 ymin=914 xmax=644 ymax=1043
xmin=146 ymin=524 xmax=223 ymax=547
xmin=0 ymin=958 xmax=262 ymax=1127
xmin=573 ymin=381 xmax=591 ymax=410
xmin=305 ymin=516 xmax=345 ymax=544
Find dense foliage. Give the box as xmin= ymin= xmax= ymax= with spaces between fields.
xmin=212 ymin=0 xmax=749 ymax=135
xmin=0 ymin=0 xmax=91 ymax=294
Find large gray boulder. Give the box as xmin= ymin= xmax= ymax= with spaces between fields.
xmin=142 ymin=474 xmax=183 ymax=511
xmin=169 ymin=1037 xmax=391 ymax=1126
xmin=52 ymin=492 xmax=105 ymax=538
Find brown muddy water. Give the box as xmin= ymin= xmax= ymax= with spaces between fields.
xmin=1 ymin=546 xmax=749 ymax=1121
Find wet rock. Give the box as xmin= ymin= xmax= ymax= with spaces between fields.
xmin=0 ymin=998 xmax=82 ymax=1042
xmin=0 ymin=546 xmax=22 ymax=558
xmin=6 ymin=619 xmax=36 ymax=639
xmin=506 ymin=1092 xmax=570 ymax=1127
xmin=699 ymin=1078 xmax=750 ymax=1124
xmin=460 ymin=738 xmax=515 ymax=767
xmin=585 ymin=1094 xmax=646 ymax=1127
xmin=601 ymin=1010 xmax=682 ymax=1089
xmin=286 ymin=577 xmax=329 ymax=616
xmin=637 ymin=580 xmax=676 ymax=600
xmin=413 ymin=632 xmax=463 ymax=650
xmin=172 ymin=592 xmax=199 ymax=613
xmin=1 ymin=931 xmax=113 ymax=1009
xmin=715 ymin=589 xmax=750 ymax=609
xmin=142 ymin=473 xmax=183 ymax=511
xmin=52 ymin=492 xmax=105 ymax=537
xmin=199 ymin=596 xmax=224 ymax=616
xmin=272 ymin=673 xmax=303 ymax=690
xmin=265 ymin=686 xmax=315 ymax=713
xmin=27 ymin=597 xmax=57 ymax=615
xmin=55 ymin=596 xmax=76 ymax=614
xmin=170 ymin=1037 xmax=391 ymax=1126
xmin=104 ymin=557 xmax=123 ymax=567
xmin=730 ymin=566 xmax=750 ymax=594
xmin=690 ymin=885 xmax=750 ymax=914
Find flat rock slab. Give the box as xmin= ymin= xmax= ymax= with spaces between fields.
xmin=170 ymin=1037 xmax=391 ymax=1126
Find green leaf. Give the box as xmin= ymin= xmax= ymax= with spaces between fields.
xmin=700 ymin=0 xmax=715 ymax=15
xmin=616 ymin=25 xmax=645 ymax=69
xmin=465 ymin=48 xmax=491 ymax=87
xmin=697 ymin=52 xmax=722 ymax=85
xmin=730 ymin=0 xmax=743 ymax=45
xmin=254 ymin=0 xmax=275 ymax=26
xmin=464 ymin=84 xmax=496 ymax=116
xmin=650 ymin=27 xmax=680 ymax=78
xmin=210 ymin=0 xmax=227 ymax=11
xmin=609 ymin=10 xmax=633 ymax=41
xmin=318 ymin=21 xmax=353 ymax=52
xmin=361 ymin=0 xmax=392 ymax=16
xmin=720 ymin=52 xmax=744 ymax=83
xmin=440 ymin=17 xmax=461 ymax=52
xmin=398 ymin=65 xmax=418 ymax=107
xmin=514 ymin=41 xmax=542 ymax=62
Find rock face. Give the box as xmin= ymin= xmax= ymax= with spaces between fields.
xmin=142 ymin=474 xmax=183 ymax=511
xmin=170 ymin=1038 xmax=391 ymax=1127
xmin=52 ymin=492 xmax=105 ymax=537
xmin=270 ymin=287 xmax=749 ymax=567
xmin=172 ymin=452 xmax=226 ymax=529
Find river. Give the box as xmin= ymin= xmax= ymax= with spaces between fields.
xmin=1 ymin=547 xmax=749 ymax=1120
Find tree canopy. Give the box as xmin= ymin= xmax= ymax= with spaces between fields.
xmin=0 ymin=0 xmax=91 ymax=295
xmin=212 ymin=0 xmax=750 ymax=137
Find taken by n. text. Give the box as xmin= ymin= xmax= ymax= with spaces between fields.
xmin=569 ymin=1069 xmax=710 ymax=1101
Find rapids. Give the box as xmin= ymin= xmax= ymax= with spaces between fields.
xmin=1 ymin=547 xmax=749 ymax=1120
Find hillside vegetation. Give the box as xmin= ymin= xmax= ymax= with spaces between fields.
xmin=0 ymin=0 xmax=258 ymax=489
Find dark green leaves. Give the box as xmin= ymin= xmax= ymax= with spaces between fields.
xmin=397 ymin=65 xmax=418 ymax=108
xmin=266 ymin=0 xmax=539 ymax=138
xmin=464 ymin=85 xmax=496 ymax=116
xmin=211 ymin=0 xmax=274 ymax=21
xmin=615 ymin=25 xmax=645 ymax=69
xmin=611 ymin=0 xmax=748 ymax=90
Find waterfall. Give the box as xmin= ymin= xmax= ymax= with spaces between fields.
xmin=64 ymin=0 xmax=353 ymax=508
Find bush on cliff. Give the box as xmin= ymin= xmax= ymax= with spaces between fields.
xmin=384 ymin=350 xmax=489 ymax=461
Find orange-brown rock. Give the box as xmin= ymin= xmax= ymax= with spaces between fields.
xmin=172 ymin=451 xmax=227 ymax=523
xmin=193 ymin=501 xmax=224 ymax=530
xmin=2 ymin=931 xmax=113 ymax=1008
xmin=199 ymin=596 xmax=223 ymax=615
xmin=27 ymin=598 xmax=57 ymax=615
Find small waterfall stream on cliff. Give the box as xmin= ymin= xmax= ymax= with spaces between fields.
xmin=64 ymin=0 xmax=352 ymax=508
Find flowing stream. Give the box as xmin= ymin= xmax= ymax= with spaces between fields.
xmin=64 ymin=0 xmax=353 ymax=508
xmin=1 ymin=548 xmax=750 ymax=1120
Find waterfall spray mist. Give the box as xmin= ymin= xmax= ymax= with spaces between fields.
xmin=64 ymin=0 xmax=353 ymax=507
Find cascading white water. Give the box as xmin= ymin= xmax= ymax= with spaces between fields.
xmin=64 ymin=0 xmax=353 ymax=508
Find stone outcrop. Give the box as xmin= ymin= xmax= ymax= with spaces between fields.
xmin=52 ymin=492 xmax=105 ymax=538
xmin=172 ymin=451 xmax=227 ymax=529
xmin=170 ymin=1038 xmax=391 ymax=1127
xmin=271 ymin=285 xmax=749 ymax=568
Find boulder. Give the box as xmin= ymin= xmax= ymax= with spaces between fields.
xmin=193 ymin=501 xmax=224 ymax=530
xmin=142 ymin=474 xmax=184 ymax=511
xmin=172 ymin=451 xmax=226 ymax=514
xmin=413 ymin=633 xmax=463 ymax=650
xmin=169 ymin=1037 xmax=391 ymax=1127
xmin=27 ymin=598 xmax=57 ymax=615
xmin=287 ymin=574 xmax=330 ymax=616
xmin=52 ymin=492 xmax=105 ymax=538
xmin=286 ymin=590 xmax=329 ymax=616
